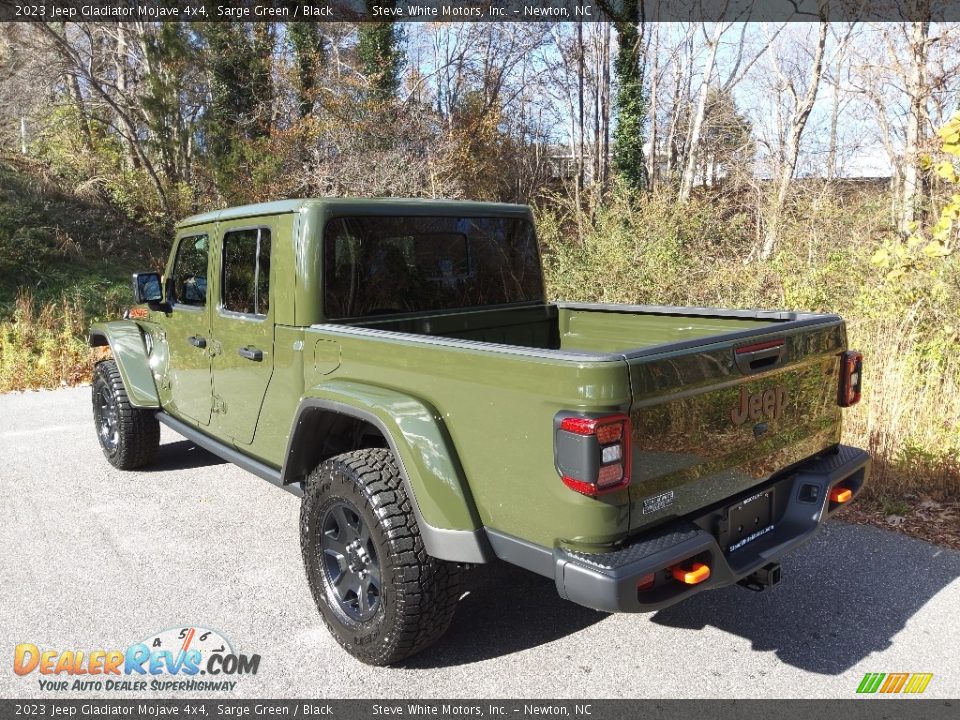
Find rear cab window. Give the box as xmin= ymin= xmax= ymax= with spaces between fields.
xmin=323 ymin=216 xmax=543 ymax=319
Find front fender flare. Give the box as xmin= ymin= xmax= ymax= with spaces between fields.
xmin=282 ymin=380 xmax=492 ymax=564
xmin=89 ymin=321 xmax=160 ymax=408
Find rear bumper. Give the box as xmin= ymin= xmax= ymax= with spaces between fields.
xmin=552 ymin=444 xmax=870 ymax=612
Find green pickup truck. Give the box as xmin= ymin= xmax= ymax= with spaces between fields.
xmin=89 ymin=199 xmax=869 ymax=665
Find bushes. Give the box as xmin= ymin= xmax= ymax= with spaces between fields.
xmin=0 ymin=155 xmax=154 ymax=392
xmin=538 ymin=185 xmax=960 ymax=501
xmin=0 ymin=291 xmax=95 ymax=392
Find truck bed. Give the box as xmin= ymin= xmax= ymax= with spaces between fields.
xmin=332 ymin=302 xmax=826 ymax=358
xmin=313 ymin=301 xmax=845 ymax=545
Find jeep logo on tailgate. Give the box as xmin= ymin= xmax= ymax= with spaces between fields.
xmin=730 ymin=386 xmax=787 ymax=426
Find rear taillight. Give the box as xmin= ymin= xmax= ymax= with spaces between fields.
xmin=555 ymin=413 xmax=631 ymax=496
xmin=839 ymin=350 xmax=863 ymax=407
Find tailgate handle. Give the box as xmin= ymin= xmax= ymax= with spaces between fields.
xmin=735 ymin=339 xmax=785 ymax=374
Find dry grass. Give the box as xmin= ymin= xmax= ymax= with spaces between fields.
xmin=844 ymin=317 xmax=960 ymax=502
xmin=0 ymin=291 xmax=95 ymax=392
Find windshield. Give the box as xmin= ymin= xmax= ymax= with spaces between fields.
xmin=323 ymin=215 xmax=544 ymax=319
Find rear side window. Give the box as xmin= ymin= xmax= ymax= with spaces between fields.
xmin=323 ymin=216 xmax=543 ymax=319
xmin=222 ymin=228 xmax=271 ymax=316
xmin=171 ymin=234 xmax=209 ymax=307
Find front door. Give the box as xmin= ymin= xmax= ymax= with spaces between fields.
xmin=209 ymin=221 xmax=276 ymax=445
xmin=164 ymin=231 xmax=213 ymax=425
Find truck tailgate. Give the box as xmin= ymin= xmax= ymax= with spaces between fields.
xmin=625 ymin=319 xmax=846 ymax=532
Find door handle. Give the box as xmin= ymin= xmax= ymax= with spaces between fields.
xmin=238 ymin=346 xmax=263 ymax=362
xmin=188 ymin=335 xmax=207 ymax=348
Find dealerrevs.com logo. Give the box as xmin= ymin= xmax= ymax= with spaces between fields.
xmin=13 ymin=626 xmax=260 ymax=692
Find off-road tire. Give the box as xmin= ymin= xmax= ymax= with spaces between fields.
xmin=92 ymin=359 xmax=160 ymax=469
xmin=300 ymin=448 xmax=463 ymax=665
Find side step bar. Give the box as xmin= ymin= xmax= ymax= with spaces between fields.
xmin=156 ymin=412 xmax=304 ymax=498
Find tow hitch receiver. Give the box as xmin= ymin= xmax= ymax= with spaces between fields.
xmin=738 ymin=562 xmax=782 ymax=592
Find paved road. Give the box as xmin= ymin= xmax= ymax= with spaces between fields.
xmin=1 ymin=387 xmax=958 ymax=699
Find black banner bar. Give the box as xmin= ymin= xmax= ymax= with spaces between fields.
xmin=0 ymin=700 xmax=958 ymax=720
xmin=1 ymin=0 xmax=959 ymax=23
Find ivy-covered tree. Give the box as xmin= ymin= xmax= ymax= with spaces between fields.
xmin=141 ymin=23 xmax=196 ymax=183
xmin=357 ymin=1 xmax=404 ymax=101
xmin=288 ymin=21 xmax=327 ymax=118
xmin=612 ymin=0 xmax=648 ymax=194
xmin=200 ymin=23 xmax=275 ymax=190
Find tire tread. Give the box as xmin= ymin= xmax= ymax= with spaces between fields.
xmin=93 ymin=359 xmax=159 ymax=469
xmin=300 ymin=448 xmax=462 ymax=665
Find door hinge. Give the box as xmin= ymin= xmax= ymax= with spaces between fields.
xmin=212 ymin=394 xmax=226 ymax=414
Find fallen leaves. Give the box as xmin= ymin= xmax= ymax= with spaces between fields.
xmin=839 ymin=500 xmax=960 ymax=551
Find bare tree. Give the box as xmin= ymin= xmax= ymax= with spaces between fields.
xmin=36 ymin=23 xmax=170 ymax=214
xmin=759 ymin=21 xmax=829 ymax=260
xmin=898 ymin=18 xmax=932 ymax=233
xmin=678 ymin=22 xmax=725 ymax=202
xmin=848 ymin=19 xmax=958 ymax=232
xmin=678 ymin=21 xmax=780 ymax=202
xmin=823 ymin=23 xmax=858 ymax=181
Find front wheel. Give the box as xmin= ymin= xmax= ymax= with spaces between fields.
xmin=92 ymin=359 xmax=159 ymax=469
xmin=300 ymin=448 xmax=463 ymax=665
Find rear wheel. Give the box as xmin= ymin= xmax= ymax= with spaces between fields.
xmin=300 ymin=448 xmax=462 ymax=665
xmin=92 ymin=360 xmax=159 ymax=469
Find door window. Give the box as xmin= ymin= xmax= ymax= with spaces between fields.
xmin=171 ymin=234 xmax=209 ymax=307
xmin=222 ymin=228 xmax=271 ymax=316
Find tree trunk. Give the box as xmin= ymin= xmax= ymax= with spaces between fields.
xmin=601 ymin=22 xmax=611 ymax=186
xmin=678 ymin=23 xmax=724 ymax=203
xmin=665 ymin=68 xmax=682 ymax=178
xmin=59 ymin=23 xmax=93 ymax=151
xmin=827 ymin=89 xmax=839 ymax=181
xmin=901 ymin=18 xmax=931 ymax=234
xmin=114 ymin=26 xmax=140 ymax=170
xmin=592 ymin=26 xmax=600 ymax=187
xmin=577 ymin=21 xmax=585 ymax=198
xmin=646 ymin=24 xmax=660 ymax=189
xmin=760 ymin=21 xmax=829 ymax=261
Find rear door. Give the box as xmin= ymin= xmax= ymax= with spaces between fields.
xmin=163 ymin=231 xmax=213 ymax=425
xmin=625 ymin=320 xmax=847 ymax=530
xmin=208 ymin=220 xmax=276 ymax=445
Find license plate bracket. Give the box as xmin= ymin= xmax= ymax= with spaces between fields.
xmin=724 ymin=489 xmax=774 ymax=553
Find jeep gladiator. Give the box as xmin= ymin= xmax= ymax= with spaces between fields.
xmin=89 ymin=199 xmax=870 ymax=665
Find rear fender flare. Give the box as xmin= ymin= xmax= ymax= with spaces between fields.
xmin=89 ymin=321 xmax=160 ymax=408
xmin=282 ymin=381 xmax=492 ymax=563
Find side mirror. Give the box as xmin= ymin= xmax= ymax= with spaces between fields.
xmin=132 ymin=272 xmax=164 ymax=305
